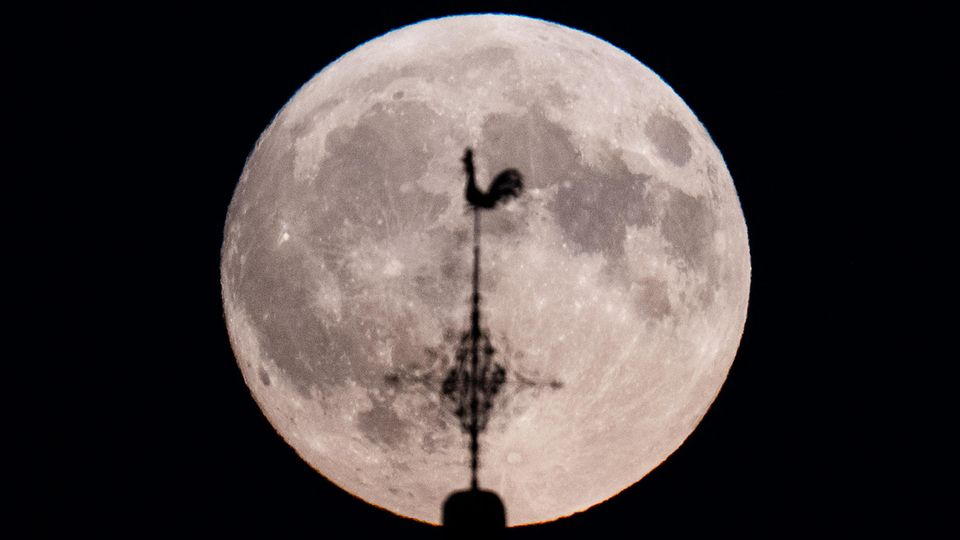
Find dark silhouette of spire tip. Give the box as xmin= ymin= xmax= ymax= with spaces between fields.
xmin=443 ymin=488 xmax=506 ymax=539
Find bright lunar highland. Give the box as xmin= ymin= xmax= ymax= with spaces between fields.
xmin=221 ymin=14 xmax=750 ymax=526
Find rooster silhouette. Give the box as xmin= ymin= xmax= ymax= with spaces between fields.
xmin=462 ymin=148 xmax=523 ymax=209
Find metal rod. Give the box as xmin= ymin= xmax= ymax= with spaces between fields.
xmin=469 ymin=206 xmax=480 ymax=491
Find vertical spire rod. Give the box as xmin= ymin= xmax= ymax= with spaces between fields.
xmin=469 ymin=206 xmax=481 ymax=491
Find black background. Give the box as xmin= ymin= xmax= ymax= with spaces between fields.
xmin=34 ymin=2 xmax=945 ymax=538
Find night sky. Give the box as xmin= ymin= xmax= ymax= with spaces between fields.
xmin=35 ymin=2 xmax=943 ymax=538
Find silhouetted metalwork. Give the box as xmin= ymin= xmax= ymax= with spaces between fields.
xmin=441 ymin=148 xmax=523 ymax=491
xmin=438 ymin=148 xmax=523 ymax=538
xmin=382 ymin=148 xmax=562 ymax=532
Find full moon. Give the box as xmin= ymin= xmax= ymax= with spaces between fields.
xmin=221 ymin=15 xmax=749 ymax=526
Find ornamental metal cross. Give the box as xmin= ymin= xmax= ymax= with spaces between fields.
xmin=449 ymin=147 xmax=523 ymax=490
xmin=385 ymin=148 xmax=561 ymax=491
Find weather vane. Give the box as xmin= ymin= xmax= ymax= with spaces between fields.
xmin=443 ymin=148 xmax=524 ymax=491
xmin=383 ymin=148 xmax=562 ymax=532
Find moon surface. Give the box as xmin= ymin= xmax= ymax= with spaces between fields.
xmin=221 ymin=15 xmax=749 ymax=526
